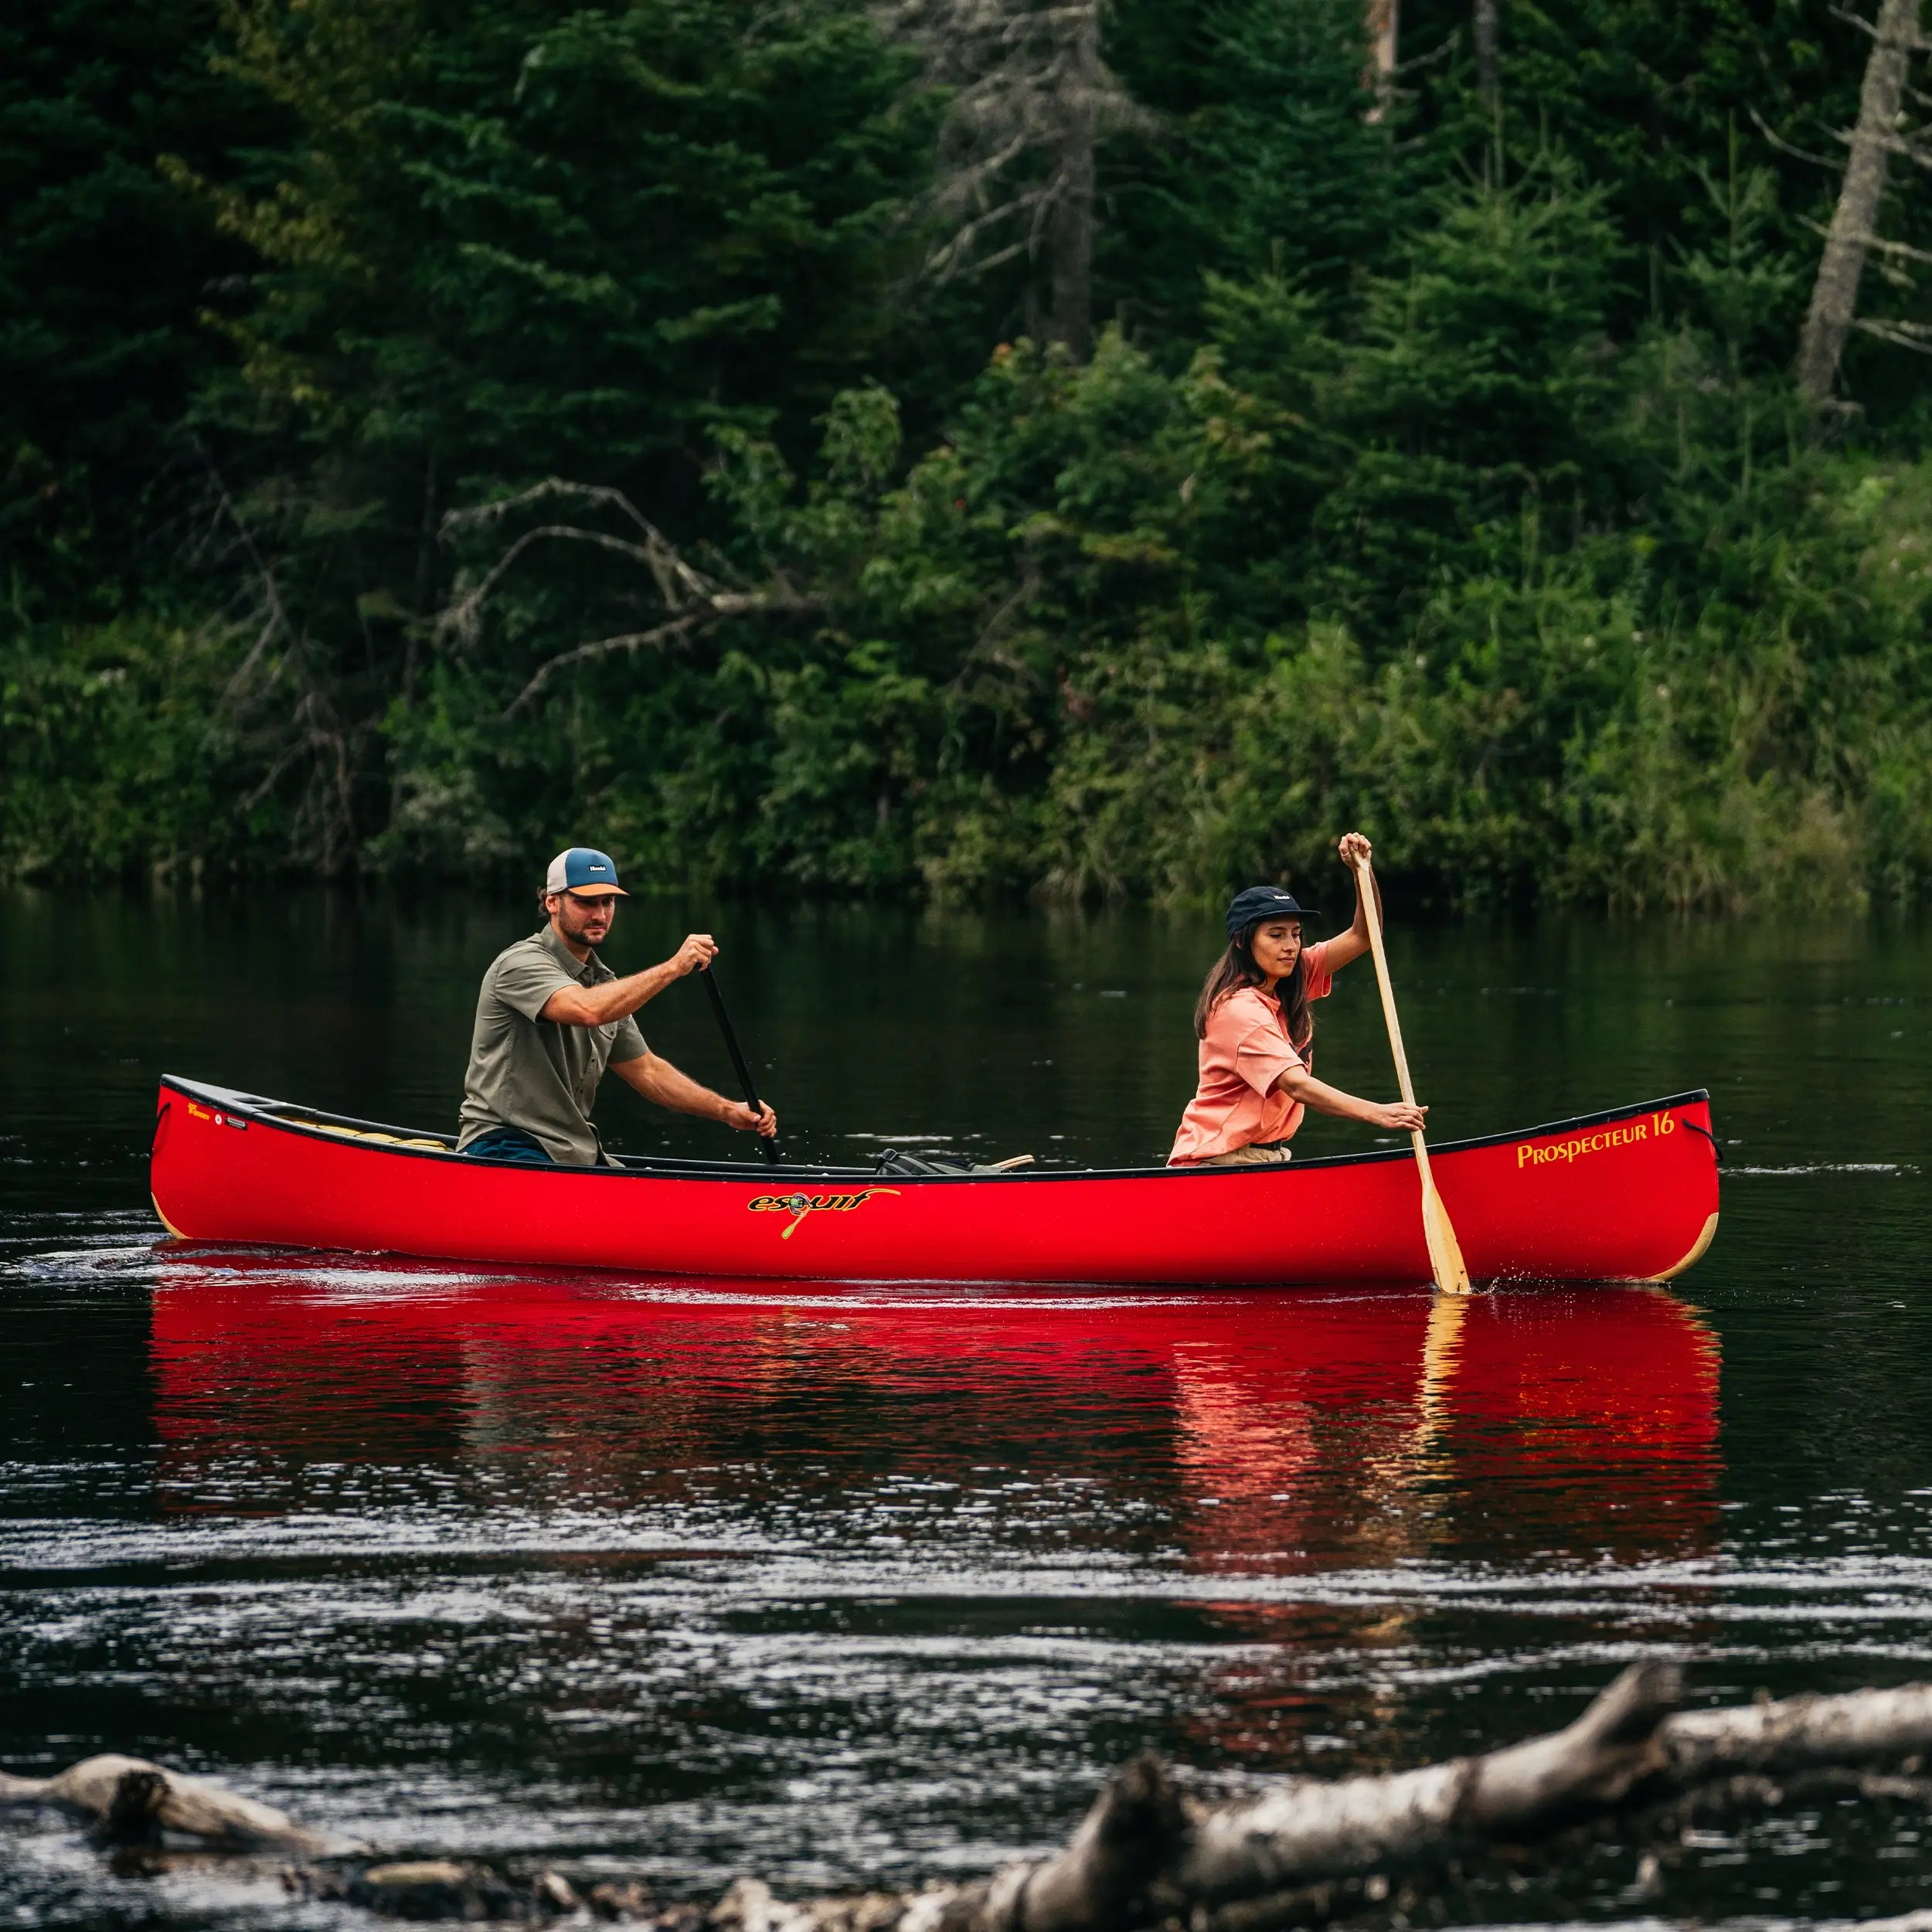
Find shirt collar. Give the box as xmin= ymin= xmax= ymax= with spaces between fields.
xmin=536 ymin=922 xmax=607 ymax=982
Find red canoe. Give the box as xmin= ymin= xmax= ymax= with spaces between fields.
xmin=149 ymin=1075 xmax=1719 ymax=1287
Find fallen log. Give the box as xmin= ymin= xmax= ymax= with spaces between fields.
xmin=917 ymin=1665 xmax=1932 ymax=1932
xmin=1665 ymin=1681 xmax=1932 ymax=1781
xmin=13 ymin=1671 xmax=1932 ymax=1924
xmin=0 ymin=1753 xmax=351 ymax=1855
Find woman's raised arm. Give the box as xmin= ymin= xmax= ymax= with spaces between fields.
xmin=1321 ymin=831 xmax=1380 ymax=971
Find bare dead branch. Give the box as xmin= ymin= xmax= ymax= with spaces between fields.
xmin=1749 ymin=106 xmax=1848 ymax=171
xmin=1851 ymin=315 xmax=1932 ymax=349
xmin=187 ymin=444 xmax=302 ymax=700
xmin=501 ymin=583 xmax=822 ymax=718
xmin=433 ymin=474 xmax=824 ymax=718
xmin=20 ymin=1672 xmax=1932 ymax=1927
xmin=438 ymin=476 xmax=657 ymax=544
xmin=1799 ymin=216 xmax=1932 ymax=267
xmin=1829 ymin=0 xmax=1932 ymax=46
xmin=438 ymin=524 xmax=713 ymax=651
xmin=882 ymin=0 xmax=1154 ymax=339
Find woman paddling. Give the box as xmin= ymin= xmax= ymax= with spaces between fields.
xmin=1169 ymin=832 xmax=1427 ymax=1167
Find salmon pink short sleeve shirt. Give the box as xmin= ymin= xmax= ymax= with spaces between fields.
xmin=1168 ymin=942 xmax=1333 ymax=1164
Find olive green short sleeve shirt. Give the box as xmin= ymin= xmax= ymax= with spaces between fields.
xmin=456 ymin=924 xmax=647 ymax=1165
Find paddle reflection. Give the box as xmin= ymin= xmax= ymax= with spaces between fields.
xmin=149 ymin=1257 xmax=1719 ymax=1571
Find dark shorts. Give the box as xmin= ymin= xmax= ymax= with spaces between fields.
xmin=463 ymin=1125 xmax=555 ymax=1165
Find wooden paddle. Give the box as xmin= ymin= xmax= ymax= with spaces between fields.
xmin=698 ymin=961 xmax=782 ymax=1167
xmin=1347 ymin=852 xmax=1472 ymax=1294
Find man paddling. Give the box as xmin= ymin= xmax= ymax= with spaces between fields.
xmin=457 ymin=846 xmax=778 ymax=1165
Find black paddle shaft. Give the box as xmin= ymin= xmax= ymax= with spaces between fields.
xmin=698 ymin=963 xmax=781 ymax=1166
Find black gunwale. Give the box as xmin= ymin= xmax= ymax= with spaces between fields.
xmin=158 ymin=1074 xmax=1713 ymax=1184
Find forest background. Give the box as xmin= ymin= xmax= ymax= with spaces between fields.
xmin=7 ymin=0 xmax=1932 ymax=912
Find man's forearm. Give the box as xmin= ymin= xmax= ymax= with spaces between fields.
xmin=552 ymin=957 xmax=687 ymax=1028
xmin=614 ymin=1052 xmax=733 ymax=1124
xmin=600 ymin=957 xmax=689 ymax=1023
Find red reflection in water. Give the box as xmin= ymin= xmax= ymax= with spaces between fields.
xmin=1162 ymin=1287 xmax=1720 ymax=1757
xmin=149 ymin=1260 xmax=1719 ymax=1766
xmin=1173 ymin=1287 xmax=1721 ymax=1566
xmin=150 ymin=1257 xmax=1717 ymax=1560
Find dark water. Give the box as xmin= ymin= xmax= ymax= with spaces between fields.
xmin=2 ymin=889 xmax=1929 ymax=1928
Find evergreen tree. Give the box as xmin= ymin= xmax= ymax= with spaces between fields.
xmin=1104 ymin=0 xmax=1406 ymax=339
xmin=3 ymin=0 xmax=1929 ymax=908
xmin=0 ymin=0 xmax=269 ymax=607
xmin=171 ymin=0 xmax=940 ymax=867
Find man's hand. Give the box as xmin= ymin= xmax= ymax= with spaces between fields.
xmin=671 ymin=933 xmax=719 ymax=977
xmin=1372 ymin=1100 xmax=1427 ymax=1133
xmin=616 ymin=1055 xmax=777 ymax=1138
xmin=1338 ymin=831 xmax=1374 ymax=869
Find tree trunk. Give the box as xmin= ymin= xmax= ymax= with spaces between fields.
xmin=1365 ymin=0 xmax=1399 ymax=117
xmin=1795 ymin=0 xmax=1923 ymax=406
xmin=1473 ymin=0 xmax=1498 ymax=105
xmin=1047 ymin=3 xmax=1097 ymax=360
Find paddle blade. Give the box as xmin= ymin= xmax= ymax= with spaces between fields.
xmin=1420 ymin=1175 xmax=1474 ymax=1295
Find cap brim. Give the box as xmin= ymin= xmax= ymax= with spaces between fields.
xmin=563 ymin=884 xmax=627 ymax=898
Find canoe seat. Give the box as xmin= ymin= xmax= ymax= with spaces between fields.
xmin=277 ymin=1116 xmax=450 ymax=1151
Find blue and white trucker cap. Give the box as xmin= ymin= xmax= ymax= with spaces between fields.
xmin=544 ymin=847 xmax=628 ymax=898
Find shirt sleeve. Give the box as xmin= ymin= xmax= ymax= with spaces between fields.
xmin=1302 ymin=940 xmax=1335 ymax=1002
xmin=1216 ymin=990 xmax=1304 ymax=1097
xmin=609 ymin=1015 xmax=648 ymax=1064
xmin=493 ymin=948 xmax=578 ymax=1024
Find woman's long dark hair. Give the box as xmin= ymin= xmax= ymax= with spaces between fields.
xmin=1193 ymin=921 xmax=1314 ymax=1048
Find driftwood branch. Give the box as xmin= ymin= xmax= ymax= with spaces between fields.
xmin=0 ymin=1753 xmax=352 ymax=1855
xmin=1171 ymin=1659 xmax=1679 ymax=1918
xmin=15 ymin=1672 xmax=1932 ymax=1925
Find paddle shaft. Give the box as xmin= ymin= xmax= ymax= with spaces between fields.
xmin=1348 ymin=853 xmax=1471 ymax=1293
xmin=1348 ymin=856 xmax=1430 ymax=1170
xmin=699 ymin=964 xmax=781 ymax=1166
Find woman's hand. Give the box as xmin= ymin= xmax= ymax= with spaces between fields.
xmin=1372 ymin=1100 xmax=1427 ymax=1133
xmin=1321 ymin=832 xmax=1379 ymax=972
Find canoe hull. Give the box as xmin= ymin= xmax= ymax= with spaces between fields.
xmin=149 ymin=1077 xmax=1719 ymax=1287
